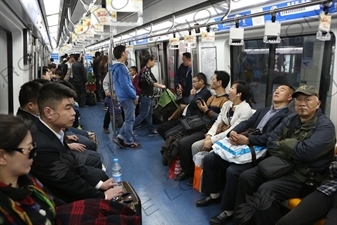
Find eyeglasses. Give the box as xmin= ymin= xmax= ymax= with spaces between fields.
xmin=10 ymin=142 xmax=37 ymax=159
xmin=192 ymin=80 xmax=200 ymax=83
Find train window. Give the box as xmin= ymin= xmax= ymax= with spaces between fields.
xmin=231 ymin=34 xmax=335 ymax=115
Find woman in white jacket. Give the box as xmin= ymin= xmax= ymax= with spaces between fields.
xmin=191 ymin=80 xmax=253 ymax=155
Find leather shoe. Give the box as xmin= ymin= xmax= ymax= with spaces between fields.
xmin=196 ymin=196 xmax=220 ymax=207
xmin=175 ymin=172 xmax=190 ymax=181
xmin=210 ymin=211 xmax=232 ymax=225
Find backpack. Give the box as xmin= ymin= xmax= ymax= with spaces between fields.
xmin=132 ymin=67 xmax=146 ymax=95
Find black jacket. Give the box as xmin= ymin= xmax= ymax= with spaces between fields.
xmin=16 ymin=108 xmax=38 ymax=128
xmin=183 ymin=86 xmax=212 ymax=117
xmin=230 ymin=107 xmax=292 ymax=146
xmin=71 ymin=61 xmax=87 ymax=84
xmin=30 ymin=120 xmax=105 ymax=202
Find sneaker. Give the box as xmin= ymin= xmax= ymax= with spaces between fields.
xmin=148 ymin=130 xmax=159 ymax=136
xmin=124 ymin=142 xmax=142 ymax=149
xmin=103 ymin=107 xmax=108 ymax=111
xmin=103 ymin=128 xmax=110 ymax=134
xmin=113 ymin=137 xmax=125 ymax=148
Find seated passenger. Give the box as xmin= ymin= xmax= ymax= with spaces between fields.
xmin=157 ymin=72 xmax=212 ymax=140
xmin=276 ymin=153 xmax=337 ymax=225
xmin=174 ymin=71 xmax=230 ymax=181
xmin=233 ymin=85 xmax=336 ymax=225
xmin=30 ymin=82 xmax=116 ymax=202
xmin=16 ymin=81 xmax=99 ymax=165
xmin=0 ymin=114 xmax=139 ymax=225
xmin=195 ymin=85 xmax=294 ymax=225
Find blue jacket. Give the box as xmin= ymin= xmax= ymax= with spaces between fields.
xmin=110 ymin=62 xmax=136 ymax=101
xmin=230 ymin=107 xmax=292 ymax=146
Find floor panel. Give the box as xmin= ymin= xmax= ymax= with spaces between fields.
xmin=79 ymin=102 xmax=233 ymax=225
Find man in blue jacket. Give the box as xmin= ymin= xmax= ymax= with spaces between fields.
xmin=110 ymin=45 xmax=141 ymax=149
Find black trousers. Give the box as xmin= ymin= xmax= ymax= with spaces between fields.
xmin=233 ymin=166 xmax=304 ymax=225
xmin=73 ymin=83 xmax=86 ymax=106
xmin=179 ymin=130 xmax=205 ymax=176
xmin=202 ymin=152 xmax=254 ymax=211
xmin=276 ymin=190 xmax=337 ymax=225
xmin=103 ymin=107 xmax=110 ymax=129
xmin=157 ymin=119 xmax=181 ymax=140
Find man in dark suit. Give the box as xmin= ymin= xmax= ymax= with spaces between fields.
xmin=71 ymin=54 xmax=88 ymax=107
xmin=92 ymin=51 xmax=102 ymax=101
xmin=157 ymin=72 xmax=212 ymax=140
xmin=30 ymin=82 xmax=123 ymax=202
xmin=196 ymin=85 xmax=295 ymax=225
xmin=174 ymin=52 xmax=192 ymax=104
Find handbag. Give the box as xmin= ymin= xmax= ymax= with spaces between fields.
xmin=212 ymin=137 xmax=267 ymax=164
xmin=258 ymin=155 xmax=295 ymax=179
xmin=180 ymin=115 xmax=206 ymax=132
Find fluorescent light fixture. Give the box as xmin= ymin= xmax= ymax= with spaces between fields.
xmin=43 ymin=0 xmax=60 ymax=15
xmin=47 ymin=14 xmax=59 ymax=27
xmin=49 ymin=26 xmax=58 ymax=33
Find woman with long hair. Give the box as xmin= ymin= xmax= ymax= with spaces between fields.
xmin=133 ymin=54 xmax=166 ymax=136
xmin=0 ymin=114 xmax=140 ymax=225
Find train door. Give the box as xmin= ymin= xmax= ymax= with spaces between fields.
xmin=0 ymin=27 xmax=13 ymax=114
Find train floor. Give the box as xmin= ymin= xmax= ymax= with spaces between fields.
xmin=79 ymin=102 xmax=234 ymax=225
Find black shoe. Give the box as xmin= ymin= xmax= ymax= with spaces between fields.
xmin=210 ymin=211 xmax=232 ymax=225
xmin=186 ymin=178 xmax=193 ymax=186
xmin=196 ymin=196 xmax=220 ymax=207
xmin=175 ymin=172 xmax=190 ymax=181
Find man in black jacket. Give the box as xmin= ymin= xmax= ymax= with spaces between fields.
xmin=30 ymin=83 xmax=123 ymax=202
xmin=92 ymin=51 xmax=102 ymax=101
xmin=71 ymin=54 xmax=88 ymax=107
xmin=157 ymin=72 xmax=212 ymax=140
xmin=174 ymin=52 xmax=192 ymax=104
xmin=196 ymin=85 xmax=295 ymax=225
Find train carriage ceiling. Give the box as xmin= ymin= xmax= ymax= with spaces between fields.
xmin=58 ymin=0 xmax=227 ymax=47
xmin=2 ymin=0 xmax=227 ymax=48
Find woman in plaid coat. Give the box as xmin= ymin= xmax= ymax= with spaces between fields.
xmin=0 ymin=115 xmax=140 ymax=225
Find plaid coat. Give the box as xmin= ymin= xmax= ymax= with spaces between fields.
xmin=56 ymin=199 xmax=140 ymax=225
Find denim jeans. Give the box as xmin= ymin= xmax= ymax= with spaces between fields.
xmin=118 ymin=99 xmax=136 ymax=145
xmin=133 ymin=96 xmax=154 ymax=132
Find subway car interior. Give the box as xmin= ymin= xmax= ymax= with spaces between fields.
xmin=0 ymin=0 xmax=337 ymax=224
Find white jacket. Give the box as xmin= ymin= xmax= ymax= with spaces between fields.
xmin=208 ymin=100 xmax=253 ymax=143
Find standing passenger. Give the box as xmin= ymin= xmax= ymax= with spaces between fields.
xmin=133 ymin=54 xmax=166 ymax=136
xmin=174 ymin=52 xmax=192 ymax=104
xmin=109 ymin=45 xmax=141 ymax=149
xmin=71 ymin=54 xmax=88 ymax=107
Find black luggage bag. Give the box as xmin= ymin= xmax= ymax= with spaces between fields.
xmin=121 ymin=181 xmax=142 ymax=224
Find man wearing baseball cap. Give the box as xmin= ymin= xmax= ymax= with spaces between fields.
xmin=233 ymin=85 xmax=336 ymax=225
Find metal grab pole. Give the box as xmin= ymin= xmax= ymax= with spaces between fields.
xmin=108 ymin=26 xmax=117 ymax=138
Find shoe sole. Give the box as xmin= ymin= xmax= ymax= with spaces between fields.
xmin=113 ymin=138 xmax=125 ymax=148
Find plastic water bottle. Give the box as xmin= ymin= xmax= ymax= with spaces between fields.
xmin=112 ymin=158 xmax=122 ymax=186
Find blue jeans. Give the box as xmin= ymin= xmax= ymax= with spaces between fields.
xmin=118 ymin=99 xmax=136 ymax=145
xmin=133 ymin=96 xmax=154 ymax=132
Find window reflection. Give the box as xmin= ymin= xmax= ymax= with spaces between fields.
xmin=232 ymin=34 xmax=334 ymax=113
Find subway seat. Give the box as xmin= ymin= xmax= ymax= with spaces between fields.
xmin=287 ymin=145 xmax=337 ymax=225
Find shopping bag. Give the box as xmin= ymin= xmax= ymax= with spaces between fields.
xmin=168 ymin=156 xmax=182 ymax=179
xmin=192 ymin=151 xmax=209 ymax=192
xmin=212 ymin=137 xmax=267 ymax=164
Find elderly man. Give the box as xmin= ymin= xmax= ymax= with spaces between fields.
xmin=233 ymin=85 xmax=336 ymax=225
